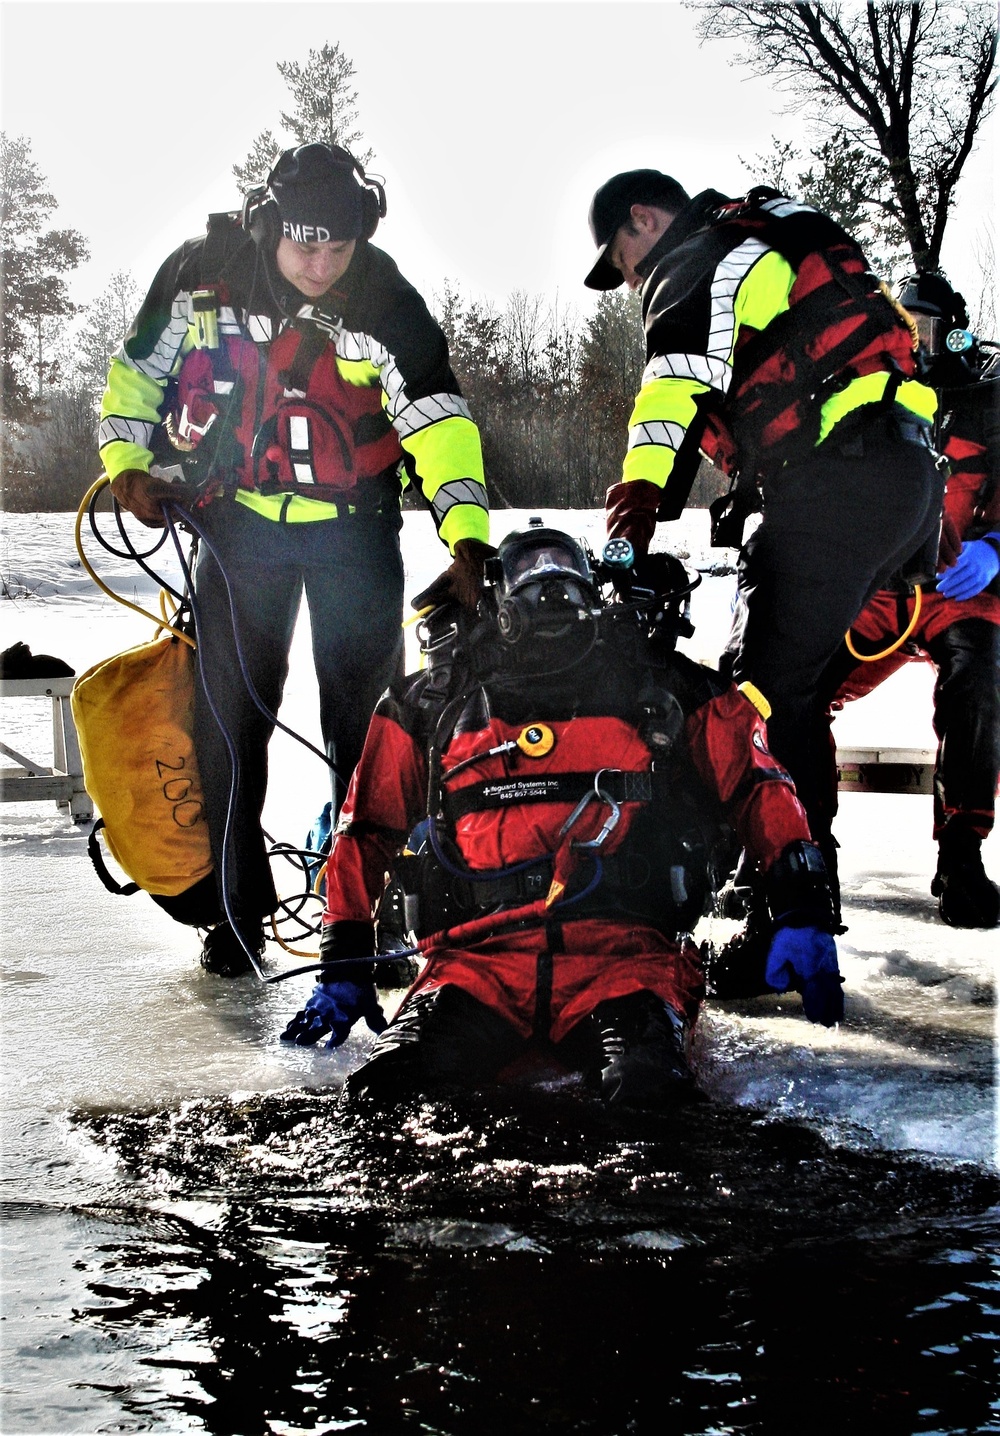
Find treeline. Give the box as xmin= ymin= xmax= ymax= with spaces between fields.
xmin=1 ymin=128 xmax=726 ymax=516
xmin=0 ymin=157 xmax=708 ymax=513
xmin=434 ymin=282 xmax=724 ymax=510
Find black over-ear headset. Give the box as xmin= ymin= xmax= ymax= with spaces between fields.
xmin=241 ymin=144 xmax=386 ymax=248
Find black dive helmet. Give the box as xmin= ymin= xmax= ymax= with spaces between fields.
xmin=895 ymin=271 xmax=977 ymax=386
xmin=486 ymin=521 xmax=600 ymax=670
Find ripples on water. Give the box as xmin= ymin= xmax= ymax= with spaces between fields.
xmin=5 ymin=1085 xmax=999 ymax=1435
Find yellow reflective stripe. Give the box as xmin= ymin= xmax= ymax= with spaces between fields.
xmin=622 ymin=376 xmax=708 ymax=488
xmin=732 ymin=249 xmax=793 ymax=337
xmin=101 ymin=356 xmax=166 ymax=427
xmin=99 ymin=357 xmax=172 ymax=476
xmin=819 ymin=373 xmax=938 ymax=442
xmin=100 ymin=440 xmax=155 ymax=480
xmin=335 ymin=355 xmax=381 ymax=387
xmin=622 ymin=445 xmax=671 ymax=488
xmin=440 ymin=502 xmax=491 ymax=550
xmin=234 ymin=489 xmax=399 ymax=523
xmin=897 ymin=379 xmax=938 ymax=423
xmin=402 ymin=414 xmax=485 ymax=493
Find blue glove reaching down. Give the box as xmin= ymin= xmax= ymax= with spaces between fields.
xmin=765 ymin=925 xmax=844 ymax=1027
xmin=281 ymin=980 xmax=388 ymax=1049
xmin=937 ymin=537 xmax=1000 ymax=602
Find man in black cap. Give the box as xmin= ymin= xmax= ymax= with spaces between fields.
xmin=100 ymin=143 xmax=491 ymax=974
xmin=583 ymin=168 xmax=943 ymax=909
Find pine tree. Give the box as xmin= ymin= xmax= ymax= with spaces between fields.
xmin=1 ymin=134 xmax=88 ymax=426
xmin=233 ymin=43 xmax=371 ymax=191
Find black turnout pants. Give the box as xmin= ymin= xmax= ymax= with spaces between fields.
xmin=725 ymin=413 xmax=942 ymax=848
xmin=929 ymin=619 xmax=1000 ymax=840
xmin=191 ymin=499 xmax=404 ymax=924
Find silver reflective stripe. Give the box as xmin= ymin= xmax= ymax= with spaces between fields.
xmin=337 ymin=328 xmax=372 ymax=363
xmin=335 ymin=327 xmax=471 ymax=437
xmin=293 ymin=463 xmax=315 ymax=484
xmin=627 ymin=419 xmax=687 ymax=451
xmin=642 ymin=236 xmax=771 ymax=397
xmin=247 ymin=314 xmax=272 ymax=342
xmin=126 ymin=297 xmax=189 ymax=380
xmin=98 ymin=415 xmax=154 ymax=450
xmin=643 ymin=352 xmax=731 ymax=388
xmin=760 ymin=196 xmax=817 ymax=220
xmin=394 ymin=391 xmax=471 ymax=438
xmin=289 ymin=415 xmax=310 ymax=451
xmin=430 ymin=478 xmax=489 ymax=524
xmin=706 ymin=238 xmax=770 ymax=374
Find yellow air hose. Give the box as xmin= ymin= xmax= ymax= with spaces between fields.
xmin=844 ymin=585 xmax=923 ymax=662
xmin=75 ymin=475 xmax=195 ymax=647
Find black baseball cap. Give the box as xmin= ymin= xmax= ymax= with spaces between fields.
xmin=584 ymin=169 xmax=690 ymax=289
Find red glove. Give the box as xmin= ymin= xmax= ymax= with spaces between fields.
xmin=411 ymin=537 xmax=497 ymax=610
xmin=605 ymin=479 xmax=662 ymax=559
xmin=109 ymin=469 xmax=196 ymax=528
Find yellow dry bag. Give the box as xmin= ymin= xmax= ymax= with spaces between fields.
xmin=71 ymin=634 xmax=218 ymax=925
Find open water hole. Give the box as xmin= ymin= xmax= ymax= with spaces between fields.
xmin=3 ymin=1084 xmax=1000 ymax=1436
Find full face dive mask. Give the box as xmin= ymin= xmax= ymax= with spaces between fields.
xmin=489 ymin=524 xmax=599 ymax=670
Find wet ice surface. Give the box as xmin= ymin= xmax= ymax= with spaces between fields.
xmin=2 ymin=508 xmax=999 ymax=1433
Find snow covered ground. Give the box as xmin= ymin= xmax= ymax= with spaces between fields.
xmin=1 ymin=504 xmax=996 ymax=1202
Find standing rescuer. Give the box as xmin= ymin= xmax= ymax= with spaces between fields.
xmin=824 ymin=272 xmax=1000 ymax=928
xmin=99 ymin=142 xmax=491 ymax=975
xmin=583 ymin=169 xmax=943 ymax=908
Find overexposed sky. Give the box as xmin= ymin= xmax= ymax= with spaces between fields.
xmin=1 ymin=0 xmax=996 ymax=319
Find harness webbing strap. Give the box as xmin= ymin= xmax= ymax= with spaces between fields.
xmin=443 ymin=769 xmax=653 ymax=821
xmin=279 ymin=320 xmax=332 ymax=395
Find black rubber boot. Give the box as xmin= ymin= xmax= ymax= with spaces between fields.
xmin=931 ymin=829 xmax=1000 ymax=928
xmin=595 ymin=992 xmax=695 ymax=1108
xmin=199 ymin=920 xmax=264 ymax=976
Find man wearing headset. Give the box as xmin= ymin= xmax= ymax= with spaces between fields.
xmin=98 ymin=143 xmax=491 ymax=975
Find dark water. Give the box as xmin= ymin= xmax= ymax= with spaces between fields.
xmin=4 ymin=1084 xmax=1000 ymax=1435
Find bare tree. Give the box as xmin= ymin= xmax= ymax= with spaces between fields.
xmin=692 ymin=2 xmax=997 ymax=271
xmin=74 ymin=269 xmax=143 ymax=404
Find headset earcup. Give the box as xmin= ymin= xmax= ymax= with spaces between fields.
xmin=361 ymin=187 xmax=380 ymax=240
xmin=248 ymin=196 xmax=280 ymax=248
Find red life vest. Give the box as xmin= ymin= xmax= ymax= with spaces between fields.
xmin=677 ymin=191 xmax=920 ymax=492
xmin=169 ymin=300 xmax=404 ymax=504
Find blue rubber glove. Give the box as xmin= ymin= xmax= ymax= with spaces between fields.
xmin=765 ymin=925 xmax=844 ymax=1027
xmin=280 ymin=980 xmax=388 ymax=1049
xmin=937 ymin=538 xmax=1000 ymax=601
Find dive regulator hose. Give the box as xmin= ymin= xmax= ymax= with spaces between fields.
xmin=844 ymin=585 xmax=923 ymax=663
